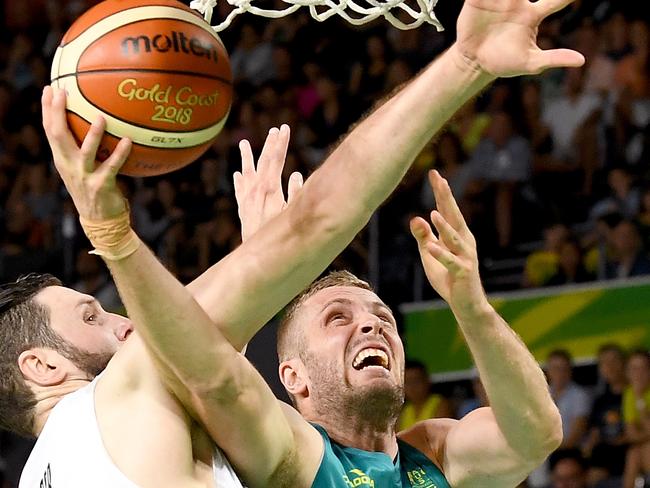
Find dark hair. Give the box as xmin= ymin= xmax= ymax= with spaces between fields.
xmin=0 ymin=273 xmax=63 ymax=437
xmin=547 ymin=349 xmax=572 ymax=364
xmin=628 ymin=348 xmax=650 ymax=365
xmin=549 ymin=448 xmax=586 ymax=472
xmin=598 ymin=343 xmax=626 ymax=360
xmin=405 ymin=359 xmax=428 ymax=374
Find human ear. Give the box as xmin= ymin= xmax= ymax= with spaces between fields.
xmin=279 ymin=359 xmax=309 ymax=399
xmin=18 ymin=348 xmax=67 ymax=386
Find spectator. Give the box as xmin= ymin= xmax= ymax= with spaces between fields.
xmin=523 ymin=223 xmax=570 ymax=288
xmin=398 ymin=360 xmax=452 ymax=431
xmin=468 ymin=110 xmax=532 ymax=250
xmin=548 ymin=448 xmax=588 ymax=488
xmin=229 ymin=22 xmax=275 ymax=86
xmin=584 ymin=344 xmax=628 ymax=480
xmin=622 ymin=350 xmax=650 ymax=488
xmin=605 ymin=220 xmax=650 ymax=279
xmin=546 ymin=237 xmax=594 ymax=286
xmin=590 ymin=166 xmax=641 ymax=222
xmin=547 ymin=349 xmax=592 ymax=449
xmin=348 ymin=34 xmax=391 ymax=111
xmin=541 ymin=66 xmax=602 ymax=197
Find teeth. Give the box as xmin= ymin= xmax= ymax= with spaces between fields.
xmin=353 ymin=348 xmax=389 ymax=370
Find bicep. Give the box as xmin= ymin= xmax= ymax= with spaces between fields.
xmin=441 ymin=408 xmax=541 ymax=488
xmin=182 ymin=351 xmax=322 ymax=487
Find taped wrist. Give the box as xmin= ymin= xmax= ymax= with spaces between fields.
xmin=79 ymin=211 xmax=141 ymax=261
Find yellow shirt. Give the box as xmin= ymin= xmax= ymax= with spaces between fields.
xmin=524 ymin=251 xmax=559 ymax=287
xmin=399 ymin=394 xmax=443 ymax=431
xmin=622 ymin=386 xmax=650 ymax=425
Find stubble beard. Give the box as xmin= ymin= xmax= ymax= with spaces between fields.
xmin=303 ymin=351 xmax=404 ymax=434
xmin=58 ymin=340 xmax=114 ymax=379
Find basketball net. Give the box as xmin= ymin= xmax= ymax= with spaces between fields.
xmin=190 ymin=0 xmax=443 ymax=32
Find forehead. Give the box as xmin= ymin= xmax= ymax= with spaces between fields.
xmin=34 ymin=286 xmax=93 ymax=312
xmin=300 ymin=286 xmax=389 ymax=316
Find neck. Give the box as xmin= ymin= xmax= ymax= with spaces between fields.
xmin=30 ymin=378 xmax=91 ymax=436
xmin=307 ymin=412 xmax=399 ymax=457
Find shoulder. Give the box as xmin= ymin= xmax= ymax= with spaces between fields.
xmin=398 ymin=417 xmax=458 ymax=471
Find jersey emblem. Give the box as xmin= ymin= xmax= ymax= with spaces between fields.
xmin=343 ymin=468 xmax=376 ymax=487
xmin=406 ymin=467 xmax=437 ymax=487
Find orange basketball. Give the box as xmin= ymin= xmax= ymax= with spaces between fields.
xmin=51 ymin=0 xmax=232 ymax=177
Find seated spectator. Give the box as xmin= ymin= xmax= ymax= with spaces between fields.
xmin=605 ymin=220 xmax=650 ymax=279
xmin=589 ymin=166 xmax=641 ymax=222
xmin=523 ymin=223 xmax=570 ymax=287
xmin=546 ymin=238 xmax=595 ymax=286
xmin=547 ymin=349 xmax=592 ymax=449
xmin=623 ymin=350 xmax=650 ymax=488
xmin=548 ymin=448 xmax=588 ymax=488
xmin=468 ymin=110 xmax=532 ymax=250
xmin=529 ymin=350 xmax=592 ymax=488
xmin=584 ymin=344 xmax=628 ymax=480
xmin=539 ymin=66 xmax=602 ymax=200
xmin=398 ymin=360 xmax=452 ymax=431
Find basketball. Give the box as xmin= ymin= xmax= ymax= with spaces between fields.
xmin=50 ymin=0 xmax=232 ymax=177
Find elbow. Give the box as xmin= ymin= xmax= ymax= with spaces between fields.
xmin=287 ymin=185 xmax=367 ymax=242
xmin=529 ymin=405 xmax=563 ymax=462
xmin=545 ymin=406 xmax=564 ymax=452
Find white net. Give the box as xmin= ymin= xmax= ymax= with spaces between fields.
xmin=190 ymin=0 xmax=443 ymax=32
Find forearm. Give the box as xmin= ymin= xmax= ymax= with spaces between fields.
xmin=106 ymin=236 xmax=238 ymax=393
xmin=307 ymin=45 xmax=492 ymax=220
xmin=189 ymin=45 xmax=493 ymax=348
xmin=456 ymin=303 xmax=562 ymax=460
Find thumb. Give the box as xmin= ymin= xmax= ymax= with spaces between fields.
xmin=528 ymin=48 xmax=585 ymax=74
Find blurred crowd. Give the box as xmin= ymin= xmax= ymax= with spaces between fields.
xmin=1 ymin=0 xmax=650 ymax=486
xmin=401 ymin=346 xmax=650 ymax=488
xmin=0 ymin=0 xmax=648 ymax=311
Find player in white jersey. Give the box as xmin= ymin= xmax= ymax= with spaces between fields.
xmin=18 ymin=373 xmax=243 ymax=487
xmin=3 ymin=99 xmax=302 ymax=487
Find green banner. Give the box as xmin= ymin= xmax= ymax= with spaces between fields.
xmin=401 ymin=278 xmax=650 ymax=380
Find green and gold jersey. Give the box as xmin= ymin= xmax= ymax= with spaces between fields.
xmin=311 ymin=424 xmax=452 ymax=488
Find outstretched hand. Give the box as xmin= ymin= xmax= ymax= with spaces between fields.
xmin=410 ymin=171 xmax=489 ymax=319
xmin=234 ymin=124 xmax=304 ymax=242
xmin=456 ymin=0 xmax=585 ymax=77
xmin=41 ymin=86 xmax=132 ymax=220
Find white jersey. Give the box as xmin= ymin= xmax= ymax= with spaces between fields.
xmin=19 ymin=377 xmax=244 ymax=488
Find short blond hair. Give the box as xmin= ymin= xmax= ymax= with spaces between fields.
xmin=277 ymin=271 xmax=372 ymax=362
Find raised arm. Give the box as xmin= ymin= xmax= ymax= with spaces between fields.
xmin=188 ymin=0 xmax=585 ymax=350
xmin=408 ymin=170 xmax=562 ymax=487
xmin=40 ymin=88 xmax=321 ymax=487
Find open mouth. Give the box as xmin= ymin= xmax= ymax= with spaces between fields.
xmin=352 ymin=348 xmax=390 ymax=371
